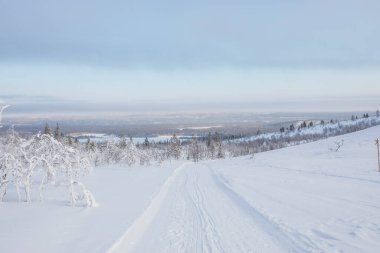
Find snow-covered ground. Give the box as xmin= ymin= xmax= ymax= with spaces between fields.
xmin=234 ymin=116 xmax=380 ymax=143
xmin=0 ymin=163 xmax=179 ymax=253
xmin=2 ymin=126 xmax=380 ymax=252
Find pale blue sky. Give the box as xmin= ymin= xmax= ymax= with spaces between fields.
xmin=0 ymin=0 xmax=379 ymax=112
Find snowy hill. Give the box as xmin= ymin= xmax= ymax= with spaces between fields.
xmin=1 ymin=126 xmax=380 ymax=253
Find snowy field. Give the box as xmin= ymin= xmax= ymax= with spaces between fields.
xmin=2 ymin=126 xmax=380 ymax=252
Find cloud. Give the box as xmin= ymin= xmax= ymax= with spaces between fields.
xmin=0 ymin=1 xmax=379 ymax=116
xmin=0 ymin=0 xmax=379 ymax=68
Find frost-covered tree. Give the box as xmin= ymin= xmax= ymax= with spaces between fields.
xmin=53 ymin=144 xmax=95 ymax=207
xmin=54 ymin=123 xmax=61 ymax=141
xmin=189 ymin=137 xmax=201 ymax=162
xmin=168 ymin=134 xmax=181 ymax=160
xmin=0 ymin=130 xmax=96 ymax=206
xmin=206 ymin=132 xmax=212 ymax=147
xmin=103 ymin=141 xmax=123 ymax=164
xmin=43 ymin=123 xmax=52 ymax=135
xmin=67 ymin=136 xmax=73 ymax=146
xmin=119 ymin=136 xmax=127 ymax=149
xmin=217 ymin=141 xmax=224 ymax=159
xmin=0 ymin=153 xmax=19 ymax=201
xmin=144 ymin=137 xmax=150 ymax=147
xmin=0 ymin=129 xmax=33 ymax=202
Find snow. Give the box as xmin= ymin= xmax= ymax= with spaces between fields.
xmin=236 ymin=116 xmax=380 ymax=142
xmin=0 ymin=163 xmax=178 ymax=253
xmin=2 ymin=126 xmax=380 ymax=252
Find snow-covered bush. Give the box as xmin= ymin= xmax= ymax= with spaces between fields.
xmin=0 ymin=131 xmax=96 ymax=207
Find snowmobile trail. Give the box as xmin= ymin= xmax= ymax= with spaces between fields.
xmin=109 ymin=162 xmax=314 ymax=253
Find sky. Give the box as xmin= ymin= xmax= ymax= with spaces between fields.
xmin=0 ymin=0 xmax=380 ymax=114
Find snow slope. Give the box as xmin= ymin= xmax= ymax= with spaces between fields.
xmin=109 ymin=126 xmax=380 ymax=253
xmin=0 ymin=163 xmax=178 ymax=253
xmin=2 ymin=126 xmax=380 ymax=253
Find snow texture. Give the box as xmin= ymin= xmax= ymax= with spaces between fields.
xmin=2 ymin=126 xmax=380 ymax=252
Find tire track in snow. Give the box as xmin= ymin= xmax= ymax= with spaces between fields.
xmin=163 ymin=169 xmax=202 ymax=252
xmin=168 ymin=163 xmax=284 ymax=253
xmin=162 ymin=163 xmax=225 ymax=253
xmin=107 ymin=163 xmax=188 ymax=253
xmin=210 ymin=167 xmax=320 ymax=253
xmin=191 ymin=166 xmax=224 ymax=253
xmin=109 ymin=162 xmax=319 ymax=253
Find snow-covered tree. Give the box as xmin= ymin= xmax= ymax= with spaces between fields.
xmin=144 ymin=137 xmax=150 ymax=147
xmin=0 ymin=153 xmax=19 ymax=201
xmin=43 ymin=123 xmax=52 ymax=135
xmin=0 ymin=130 xmax=96 ymax=206
xmin=189 ymin=137 xmax=201 ymax=162
xmin=54 ymin=123 xmax=61 ymax=141
xmin=168 ymin=134 xmax=181 ymax=160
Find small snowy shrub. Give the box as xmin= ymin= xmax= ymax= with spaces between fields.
xmin=0 ymin=131 xmax=96 ymax=207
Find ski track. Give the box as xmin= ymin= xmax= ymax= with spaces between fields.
xmin=108 ymin=161 xmax=320 ymax=253
xmin=107 ymin=163 xmax=188 ymax=253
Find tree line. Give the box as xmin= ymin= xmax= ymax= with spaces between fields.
xmin=1 ymin=110 xmax=379 ymax=205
